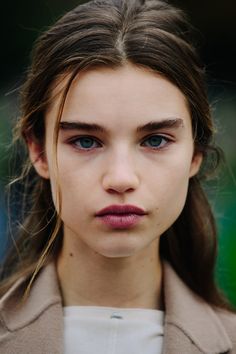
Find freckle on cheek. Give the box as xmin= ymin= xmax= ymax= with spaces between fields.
xmin=69 ymin=252 xmax=73 ymax=257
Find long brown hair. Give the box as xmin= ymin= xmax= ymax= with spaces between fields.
xmin=1 ymin=0 xmax=234 ymax=310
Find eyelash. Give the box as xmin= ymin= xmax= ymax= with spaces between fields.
xmin=67 ymin=134 xmax=173 ymax=151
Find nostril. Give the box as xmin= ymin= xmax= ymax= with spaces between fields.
xmin=106 ymin=187 xmax=135 ymax=194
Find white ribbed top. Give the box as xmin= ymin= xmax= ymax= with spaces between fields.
xmin=63 ymin=306 xmax=164 ymax=354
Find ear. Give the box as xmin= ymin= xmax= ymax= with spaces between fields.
xmin=27 ymin=138 xmax=50 ymax=179
xmin=189 ymin=151 xmax=203 ymax=178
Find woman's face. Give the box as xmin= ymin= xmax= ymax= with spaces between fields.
xmin=30 ymin=64 xmax=202 ymax=258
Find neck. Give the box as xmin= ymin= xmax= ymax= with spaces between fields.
xmin=56 ymin=239 xmax=164 ymax=311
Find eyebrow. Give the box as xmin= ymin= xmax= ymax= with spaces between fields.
xmin=59 ymin=118 xmax=184 ymax=134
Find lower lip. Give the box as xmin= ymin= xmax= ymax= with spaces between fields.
xmin=96 ymin=214 xmax=144 ymax=229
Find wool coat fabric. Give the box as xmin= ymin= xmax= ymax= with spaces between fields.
xmin=0 ymin=260 xmax=236 ymax=354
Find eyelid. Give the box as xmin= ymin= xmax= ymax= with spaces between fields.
xmin=141 ymin=132 xmax=174 ymax=143
xmin=141 ymin=132 xmax=173 ymax=141
xmin=67 ymin=135 xmax=102 ymax=144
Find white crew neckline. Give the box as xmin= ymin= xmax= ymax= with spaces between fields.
xmin=63 ymin=305 xmax=164 ymax=324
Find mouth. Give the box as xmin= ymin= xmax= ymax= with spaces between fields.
xmin=95 ymin=205 xmax=147 ymax=229
xmin=95 ymin=204 xmax=147 ymax=217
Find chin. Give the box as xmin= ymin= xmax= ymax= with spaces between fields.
xmin=97 ymin=242 xmax=139 ymax=259
xmin=101 ymin=251 xmax=135 ymax=259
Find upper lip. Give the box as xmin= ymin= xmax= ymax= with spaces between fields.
xmin=95 ymin=204 xmax=147 ymax=216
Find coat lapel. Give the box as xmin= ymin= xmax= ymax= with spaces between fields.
xmin=162 ymin=260 xmax=232 ymax=354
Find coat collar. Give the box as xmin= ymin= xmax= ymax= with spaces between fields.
xmin=0 ymin=260 xmax=233 ymax=354
xmin=162 ymin=261 xmax=232 ymax=353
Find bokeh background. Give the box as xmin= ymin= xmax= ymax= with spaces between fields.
xmin=0 ymin=0 xmax=236 ymax=306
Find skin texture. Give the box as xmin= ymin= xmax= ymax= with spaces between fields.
xmin=28 ymin=64 xmax=202 ymax=310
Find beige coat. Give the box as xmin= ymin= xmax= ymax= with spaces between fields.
xmin=0 ymin=260 xmax=236 ymax=354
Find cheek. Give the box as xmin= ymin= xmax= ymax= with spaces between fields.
xmin=148 ymin=154 xmax=192 ymax=224
xmin=54 ymin=161 xmax=94 ymax=217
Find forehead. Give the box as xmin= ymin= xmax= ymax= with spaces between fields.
xmin=46 ymin=63 xmax=191 ymax=132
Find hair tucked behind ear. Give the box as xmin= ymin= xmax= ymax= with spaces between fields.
xmin=0 ymin=0 xmax=234 ymax=311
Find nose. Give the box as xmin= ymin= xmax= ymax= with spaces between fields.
xmin=102 ymin=150 xmax=140 ymax=194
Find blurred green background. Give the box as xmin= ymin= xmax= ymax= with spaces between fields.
xmin=0 ymin=0 xmax=235 ymax=306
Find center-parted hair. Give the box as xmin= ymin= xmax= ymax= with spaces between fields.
xmin=0 ymin=0 xmax=232 ymax=310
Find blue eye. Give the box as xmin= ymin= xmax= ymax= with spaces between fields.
xmin=71 ymin=136 xmax=101 ymax=150
xmin=142 ymin=135 xmax=169 ymax=149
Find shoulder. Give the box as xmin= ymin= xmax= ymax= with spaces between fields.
xmin=0 ymin=263 xmax=63 ymax=354
xmin=0 ymin=262 xmax=62 ymax=331
xmin=163 ymin=261 xmax=236 ymax=353
xmin=215 ymin=307 xmax=236 ymax=347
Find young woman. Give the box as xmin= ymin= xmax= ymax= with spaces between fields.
xmin=1 ymin=0 xmax=236 ymax=353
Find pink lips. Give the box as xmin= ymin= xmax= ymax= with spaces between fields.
xmin=95 ymin=204 xmax=147 ymax=229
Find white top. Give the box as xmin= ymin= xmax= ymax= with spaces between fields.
xmin=63 ymin=306 xmax=164 ymax=354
